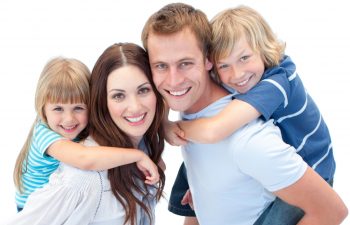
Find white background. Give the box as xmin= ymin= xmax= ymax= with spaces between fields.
xmin=1 ymin=0 xmax=349 ymax=224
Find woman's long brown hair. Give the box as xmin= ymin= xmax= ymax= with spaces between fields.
xmin=89 ymin=43 xmax=165 ymax=225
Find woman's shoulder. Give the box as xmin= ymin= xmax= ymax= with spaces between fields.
xmin=80 ymin=135 xmax=99 ymax=147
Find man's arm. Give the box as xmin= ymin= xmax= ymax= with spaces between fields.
xmin=274 ymin=167 xmax=348 ymax=225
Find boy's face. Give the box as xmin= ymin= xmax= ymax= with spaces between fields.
xmin=44 ymin=102 xmax=88 ymax=140
xmin=147 ymin=28 xmax=213 ymax=113
xmin=216 ymin=36 xmax=265 ymax=94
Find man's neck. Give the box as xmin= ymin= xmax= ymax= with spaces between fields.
xmin=185 ymin=79 xmax=229 ymax=114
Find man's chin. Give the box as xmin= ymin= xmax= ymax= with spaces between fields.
xmin=168 ymin=102 xmax=189 ymax=112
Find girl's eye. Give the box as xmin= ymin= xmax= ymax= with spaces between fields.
xmin=74 ymin=106 xmax=86 ymax=111
xmin=53 ymin=107 xmax=63 ymax=112
xmin=139 ymin=87 xmax=151 ymax=95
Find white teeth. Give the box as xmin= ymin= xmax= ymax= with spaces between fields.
xmin=126 ymin=114 xmax=145 ymax=123
xmin=62 ymin=125 xmax=77 ymax=130
xmin=169 ymin=89 xmax=188 ymax=96
xmin=237 ymin=79 xmax=249 ymax=86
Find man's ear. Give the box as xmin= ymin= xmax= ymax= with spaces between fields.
xmin=205 ymin=58 xmax=213 ymax=71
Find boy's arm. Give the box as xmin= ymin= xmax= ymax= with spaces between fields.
xmin=162 ymin=100 xmax=187 ymax=146
xmin=178 ymin=99 xmax=260 ymax=143
xmin=274 ymin=167 xmax=348 ymax=224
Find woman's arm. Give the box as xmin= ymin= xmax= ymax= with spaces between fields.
xmin=178 ymin=99 xmax=260 ymax=143
xmin=274 ymin=167 xmax=348 ymax=225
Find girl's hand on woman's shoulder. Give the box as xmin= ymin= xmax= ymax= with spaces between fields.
xmin=136 ymin=152 xmax=160 ymax=185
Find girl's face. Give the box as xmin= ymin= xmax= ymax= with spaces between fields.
xmin=106 ymin=65 xmax=157 ymax=146
xmin=216 ymin=36 xmax=265 ymax=94
xmin=44 ymin=102 xmax=88 ymax=140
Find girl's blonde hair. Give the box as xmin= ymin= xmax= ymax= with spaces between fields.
xmin=210 ymin=5 xmax=286 ymax=81
xmin=13 ymin=57 xmax=90 ymax=192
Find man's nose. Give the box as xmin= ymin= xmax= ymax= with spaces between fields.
xmin=167 ymin=67 xmax=185 ymax=87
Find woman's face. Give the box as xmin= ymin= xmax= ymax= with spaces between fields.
xmin=106 ymin=65 xmax=157 ymax=145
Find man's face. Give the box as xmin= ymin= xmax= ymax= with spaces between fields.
xmin=147 ymin=28 xmax=213 ymax=113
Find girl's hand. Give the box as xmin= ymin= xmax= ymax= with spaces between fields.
xmin=164 ymin=120 xmax=187 ymax=146
xmin=136 ymin=153 xmax=160 ymax=185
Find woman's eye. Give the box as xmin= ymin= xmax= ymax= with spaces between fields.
xmin=139 ymin=87 xmax=151 ymax=95
xmin=53 ymin=107 xmax=63 ymax=111
xmin=112 ymin=93 xmax=125 ymax=101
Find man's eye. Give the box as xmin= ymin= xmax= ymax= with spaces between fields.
xmin=155 ymin=64 xmax=167 ymax=70
xmin=179 ymin=61 xmax=192 ymax=69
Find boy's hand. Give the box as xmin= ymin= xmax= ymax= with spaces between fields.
xmin=164 ymin=120 xmax=187 ymax=146
xmin=181 ymin=189 xmax=194 ymax=210
xmin=136 ymin=153 xmax=160 ymax=185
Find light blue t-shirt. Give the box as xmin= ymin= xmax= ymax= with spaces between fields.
xmin=15 ymin=122 xmax=64 ymax=208
xmin=181 ymin=94 xmax=307 ymax=225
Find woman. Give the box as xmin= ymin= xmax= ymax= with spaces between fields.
xmin=6 ymin=43 xmax=166 ymax=225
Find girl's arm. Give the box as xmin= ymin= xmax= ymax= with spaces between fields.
xmin=178 ymin=99 xmax=260 ymax=143
xmin=47 ymin=141 xmax=159 ymax=184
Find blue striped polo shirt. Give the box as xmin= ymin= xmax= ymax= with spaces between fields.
xmin=233 ymin=55 xmax=335 ymax=181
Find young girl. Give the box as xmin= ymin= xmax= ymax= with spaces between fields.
xmin=14 ymin=57 xmax=160 ymax=211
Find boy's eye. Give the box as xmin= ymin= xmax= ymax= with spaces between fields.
xmin=217 ymin=64 xmax=228 ymax=69
xmin=240 ymin=55 xmax=249 ymax=61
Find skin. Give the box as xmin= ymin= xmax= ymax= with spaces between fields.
xmin=216 ymin=36 xmax=265 ymax=94
xmin=43 ymin=72 xmax=159 ymax=184
xmin=147 ymin=28 xmax=348 ymax=224
xmin=107 ymin=65 xmax=157 ymax=147
xmin=44 ymin=102 xmax=88 ymax=140
xmin=147 ymin=28 xmax=215 ymax=114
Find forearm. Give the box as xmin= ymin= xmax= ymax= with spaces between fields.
xmin=276 ymin=167 xmax=348 ymax=225
xmin=178 ymin=99 xmax=260 ymax=143
xmin=79 ymin=146 xmax=146 ymax=170
xmin=48 ymin=140 xmax=145 ymax=170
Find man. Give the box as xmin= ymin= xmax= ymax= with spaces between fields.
xmin=142 ymin=3 xmax=347 ymax=225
